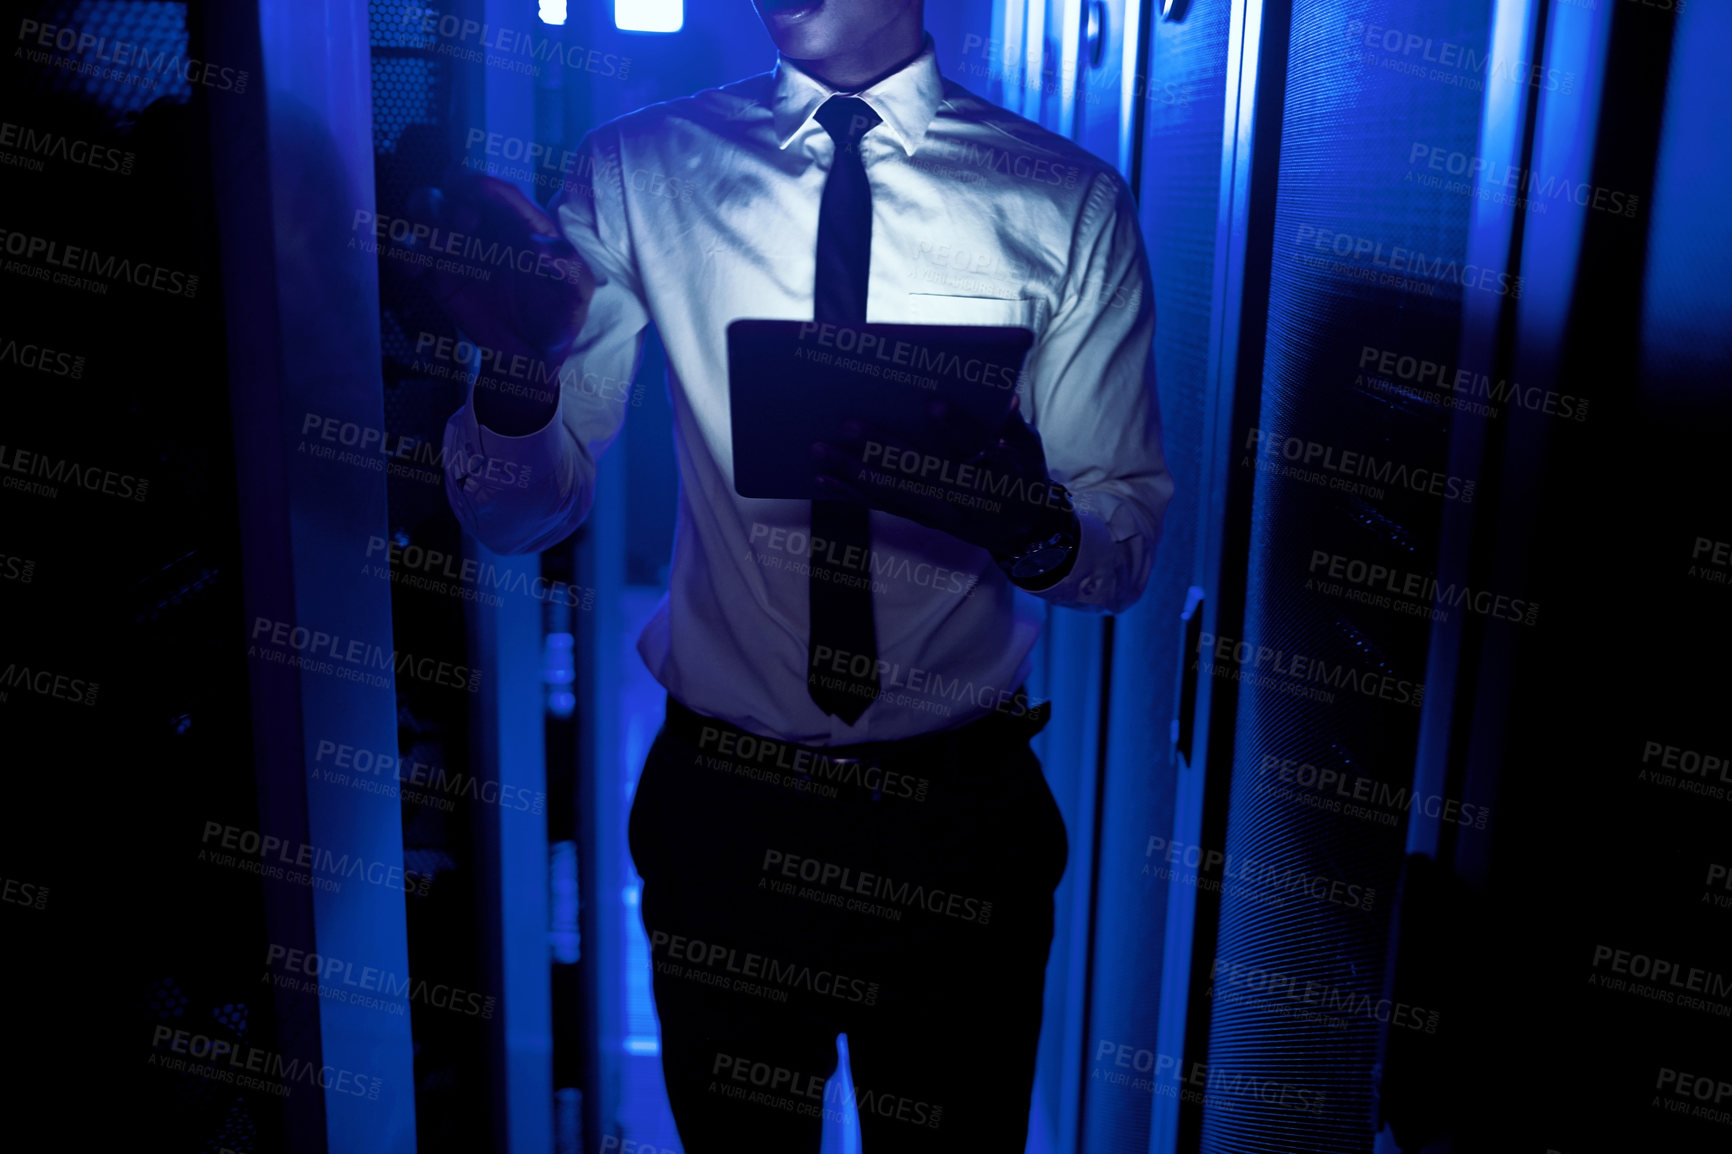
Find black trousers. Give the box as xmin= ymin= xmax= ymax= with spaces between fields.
xmin=628 ymin=696 xmax=1070 ymax=1152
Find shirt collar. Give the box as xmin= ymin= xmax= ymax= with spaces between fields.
xmin=771 ymin=32 xmax=944 ymax=156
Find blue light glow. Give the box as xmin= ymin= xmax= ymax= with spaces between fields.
xmin=544 ymin=631 xmax=576 ymax=718
xmin=551 ymin=841 xmax=580 ymax=964
xmin=615 ymin=0 xmax=683 ymax=34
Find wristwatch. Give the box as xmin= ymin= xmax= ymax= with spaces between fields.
xmin=995 ymin=487 xmax=1081 ymax=588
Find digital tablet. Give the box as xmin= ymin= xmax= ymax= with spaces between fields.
xmin=726 ymin=319 xmax=1035 ymax=500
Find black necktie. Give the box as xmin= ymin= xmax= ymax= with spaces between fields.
xmin=808 ymin=96 xmax=881 ymax=723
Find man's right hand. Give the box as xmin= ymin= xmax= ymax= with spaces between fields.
xmin=400 ymin=169 xmax=596 ymax=436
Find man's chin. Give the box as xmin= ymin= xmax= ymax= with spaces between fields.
xmin=758 ymin=0 xmax=841 ymax=55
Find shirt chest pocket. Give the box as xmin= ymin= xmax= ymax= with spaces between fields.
xmin=895 ymin=293 xmax=1045 ymax=339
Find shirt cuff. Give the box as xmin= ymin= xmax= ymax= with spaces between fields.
xmin=448 ymin=399 xmax=567 ymax=497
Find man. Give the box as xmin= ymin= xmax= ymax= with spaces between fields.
xmin=428 ymin=1 xmax=1171 ymax=1148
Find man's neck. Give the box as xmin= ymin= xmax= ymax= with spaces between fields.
xmin=789 ymin=28 xmax=926 ymax=92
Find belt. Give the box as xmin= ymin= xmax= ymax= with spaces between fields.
xmin=661 ymin=691 xmax=1051 ymax=779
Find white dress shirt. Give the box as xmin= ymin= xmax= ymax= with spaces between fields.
xmin=442 ymin=34 xmax=1173 ymax=745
